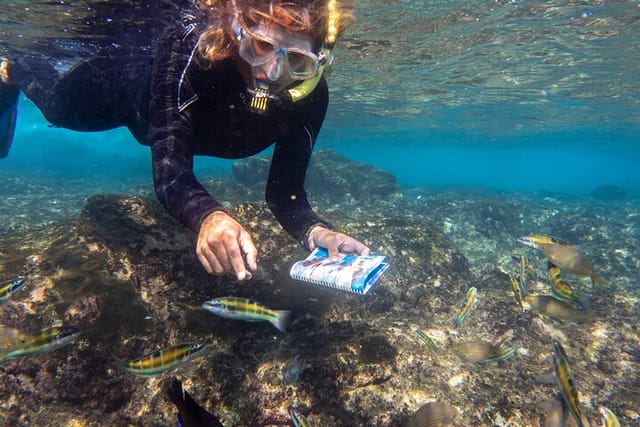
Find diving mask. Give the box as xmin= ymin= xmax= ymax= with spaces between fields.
xmin=238 ymin=24 xmax=328 ymax=82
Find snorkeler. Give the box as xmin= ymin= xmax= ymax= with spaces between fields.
xmin=0 ymin=0 xmax=370 ymax=280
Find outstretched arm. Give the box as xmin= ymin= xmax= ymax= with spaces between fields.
xmin=148 ymin=25 xmax=256 ymax=280
xmin=266 ymin=79 xmax=369 ymax=259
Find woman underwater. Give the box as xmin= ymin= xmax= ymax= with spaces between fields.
xmin=0 ymin=0 xmax=370 ymax=280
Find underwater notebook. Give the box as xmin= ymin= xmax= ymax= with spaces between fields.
xmin=290 ymin=248 xmax=389 ymax=295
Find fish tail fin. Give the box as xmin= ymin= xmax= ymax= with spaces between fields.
xmin=453 ymin=317 xmax=462 ymax=329
xmin=114 ymin=356 xmax=129 ymax=374
xmin=272 ymin=310 xmax=291 ymax=333
xmin=576 ymin=294 xmax=591 ymax=311
xmin=591 ymin=274 xmax=607 ymax=286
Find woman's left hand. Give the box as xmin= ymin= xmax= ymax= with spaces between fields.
xmin=307 ymin=226 xmax=370 ymax=261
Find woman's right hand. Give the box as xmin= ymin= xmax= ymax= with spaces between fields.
xmin=196 ymin=210 xmax=257 ymax=281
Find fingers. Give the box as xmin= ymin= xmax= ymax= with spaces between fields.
xmin=197 ymin=239 xmax=226 ymax=275
xmin=197 ymin=211 xmax=257 ymax=280
xmin=240 ymin=231 xmax=258 ymax=272
xmin=311 ymin=228 xmax=369 ymax=258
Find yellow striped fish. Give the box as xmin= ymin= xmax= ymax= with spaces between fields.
xmin=509 ymin=275 xmax=525 ymax=311
xmin=202 ymin=297 xmax=290 ymax=333
xmin=0 ymin=325 xmax=81 ymax=362
xmin=0 ymin=275 xmax=27 ymax=304
xmin=598 ymin=406 xmax=620 ymax=427
xmin=552 ymin=340 xmax=584 ymax=427
xmin=119 ymin=342 xmax=207 ymax=378
xmin=453 ymin=287 xmax=477 ymax=328
xmin=511 ymin=255 xmax=533 ymax=293
xmin=547 ymin=262 xmax=590 ymax=310
xmin=289 ymin=406 xmax=312 ymax=427
xmin=413 ymin=329 xmax=438 ymax=353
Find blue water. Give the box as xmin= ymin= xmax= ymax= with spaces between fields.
xmin=5 ymin=96 xmax=639 ymax=195
xmin=3 ymin=0 xmax=639 ymax=196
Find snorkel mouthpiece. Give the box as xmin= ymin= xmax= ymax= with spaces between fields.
xmin=248 ymin=86 xmax=271 ymax=114
xmin=241 ymin=0 xmax=340 ymax=113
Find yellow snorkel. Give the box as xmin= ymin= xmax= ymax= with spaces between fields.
xmin=246 ymin=0 xmax=340 ymax=113
xmin=285 ymin=0 xmax=339 ymax=103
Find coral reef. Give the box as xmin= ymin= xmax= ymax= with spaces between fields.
xmin=0 ymin=152 xmax=638 ymax=426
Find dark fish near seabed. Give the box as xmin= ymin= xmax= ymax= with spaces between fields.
xmin=119 ymin=342 xmax=208 ymax=378
xmin=518 ymin=235 xmax=606 ymax=285
xmin=164 ymin=376 xmax=224 ymax=427
xmin=404 ymin=401 xmax=458 ymax=427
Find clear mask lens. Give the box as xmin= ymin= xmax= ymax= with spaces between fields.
xmin=238 ymin=30 xmax=319 ymax=80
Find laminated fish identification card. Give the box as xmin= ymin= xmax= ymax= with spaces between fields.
xmin=289 ymin=248 xmax=389 ymax=295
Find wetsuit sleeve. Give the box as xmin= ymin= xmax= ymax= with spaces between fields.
xmin=148 ymin=30 xmax=224 ymax=232
xmin=265 ymin=79 xmax=334 ymax=249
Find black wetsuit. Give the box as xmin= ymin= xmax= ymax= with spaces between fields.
xmin=9 ymin=8 xmax=332 ymax=247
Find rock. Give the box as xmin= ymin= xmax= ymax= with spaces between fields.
xmin=231 ymin=149 xmax=401 ymax=208
xmin=587 ymin=184 xmax=627 ymax=201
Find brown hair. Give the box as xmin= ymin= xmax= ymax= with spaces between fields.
xmin=196 ymin=0 xmax=355 ymax=65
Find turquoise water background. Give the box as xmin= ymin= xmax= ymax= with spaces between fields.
xmin=5 ymin=99 xmax=639 ymax=195
xmin=1 ymin=0 xmax=639 ymax=195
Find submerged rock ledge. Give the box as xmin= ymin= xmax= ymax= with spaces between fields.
xmin=0 ymin=152 xmax=638 ymax=426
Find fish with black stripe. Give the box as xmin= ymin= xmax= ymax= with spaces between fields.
xmin=202 ymin=297 xmax=289 ymax=333
xmin=552 ymin=340 xmax=584 ymax=427
xmin=119 ymin=342 xmax=208 ymax=378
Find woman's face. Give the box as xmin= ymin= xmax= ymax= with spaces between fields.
xmin=237 ymin=21 xmax=320 ymax=93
